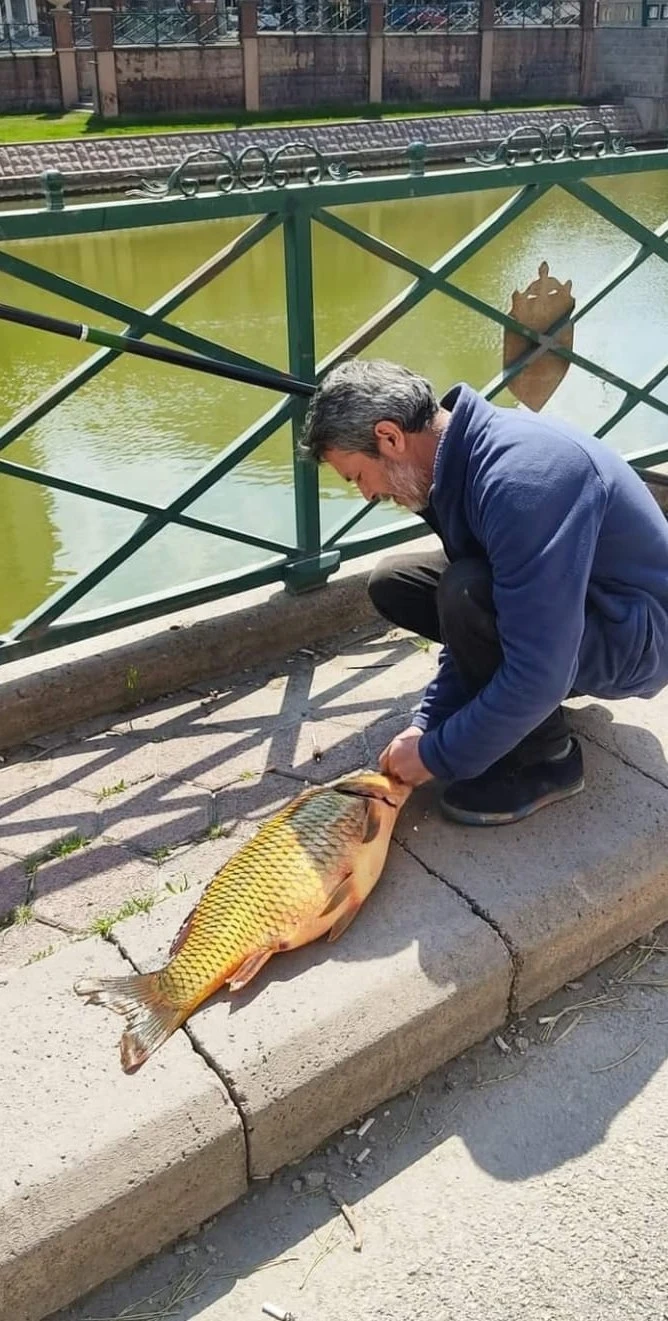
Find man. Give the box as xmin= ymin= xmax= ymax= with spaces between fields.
xmin=299 ymin=359 xmax=668 ymax=826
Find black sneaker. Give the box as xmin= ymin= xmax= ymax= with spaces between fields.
xmin=440 ymin=738 xmax=584 ymax=827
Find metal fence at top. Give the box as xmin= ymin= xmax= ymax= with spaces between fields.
xmin=494 ymin=0 xmax=581 ymax=22
xmin=0 ymin=18 xmax=51 ymax=50
xmin=72 ymin=13 xmax=93 ymax=45
xmin=0 ymin=127 xmax=666 ymax=666
xmin=384 ymin=0 xmax=478 ymax=29
xmin=113 ymin=3 xmax=239 ymax=45
xmin=256 ymin=0 xmax=367 ymax=31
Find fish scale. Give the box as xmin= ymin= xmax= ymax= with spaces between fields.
xmin=74 ymin=771 xmax=411 ymax=1072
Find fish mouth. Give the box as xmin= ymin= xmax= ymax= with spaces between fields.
xmin=333 ymin=772 xmax=411 ymax=809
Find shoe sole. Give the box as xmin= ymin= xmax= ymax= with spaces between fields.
xmin=440 ymin=777 xmax=585 ymax=827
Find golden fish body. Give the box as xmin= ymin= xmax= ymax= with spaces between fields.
xmin=74 ymin=770 xmax=411 ymax=1072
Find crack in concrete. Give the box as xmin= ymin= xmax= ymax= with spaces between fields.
xmin=397 ymin=837 xmax=523 ymax=1018
xmin=108 ymin=928 xmax=252 ymax=1183
xmin=183 ymin=1026 xmax=253 ymax=1184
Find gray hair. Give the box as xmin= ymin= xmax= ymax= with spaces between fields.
xmin=299 ymin=359 xmax=439 ymax=463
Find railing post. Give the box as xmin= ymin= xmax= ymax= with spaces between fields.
xmin=282 ymin=208 xmax=339 ymax=593
xmin=239 ymin=0 xmax=260 ymax=112
xmin=479 ymin=0 xmax=495 ymax=104
xmin=579 ymin=0 xmax=596 ymax=100
xmin=368 ymin=0 xmax=384 ymax=104
xmin=51 ymin=3 xmax=79 ymax=111
xmin=89 ymin=7 xmax=119 ymax=117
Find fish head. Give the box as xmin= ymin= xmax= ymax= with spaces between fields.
xmin=333 ymin=770 xmax=413 ymax=812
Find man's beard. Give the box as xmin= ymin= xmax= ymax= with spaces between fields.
xmin=379 ymin=459 xmax=432 ymax=513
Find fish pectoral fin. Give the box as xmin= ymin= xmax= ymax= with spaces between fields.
xmin=228 ymin=948 xmax=274 ymax=992
xmin=327 ymin=902 xmax=362 ymax=943
xmin=319 ymin=871 xmax=356 ymax=919
xmin=362 ymin=797 xmax=383 ymax=844
xmin=320 ymin=873 xmax=362 ymax=943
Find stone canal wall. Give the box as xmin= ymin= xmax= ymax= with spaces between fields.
xmin=0 ymin=104 xmax=644 ymax=200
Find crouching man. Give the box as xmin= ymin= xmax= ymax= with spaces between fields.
xmin=300 ymin=359 xmax=668 ymax=826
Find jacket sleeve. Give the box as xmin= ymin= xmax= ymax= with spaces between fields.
xmin=411 ymin=646 xmax=473 ymax=731
xmin=417 ymin=446 xmax=608 ymax=782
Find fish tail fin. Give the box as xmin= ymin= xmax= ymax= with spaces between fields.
xmin=74 ymin=973 xmax=185 ymax=1073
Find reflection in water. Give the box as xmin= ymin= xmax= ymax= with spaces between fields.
xmin=0 ymin=173 xmax=667 ymax=634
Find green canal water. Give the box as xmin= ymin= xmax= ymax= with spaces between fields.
xmin=1 ymin=172 xmax=667 ymax=636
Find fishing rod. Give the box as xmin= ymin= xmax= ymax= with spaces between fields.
xmin=0 ymin=300 xmax=315 ymax=399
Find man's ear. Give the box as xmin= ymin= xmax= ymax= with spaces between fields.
xmin=374 ymin=420 xmax=407 ymax=458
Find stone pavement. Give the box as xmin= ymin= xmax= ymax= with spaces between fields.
xmin=3 ymin=617 xmax=668 ymax=1319
xmin=0 ymin=104 xmax=642 ymax=195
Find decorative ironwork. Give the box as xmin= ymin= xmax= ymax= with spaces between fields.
xmin=257 ymin=0 xmax=366 ymax=32
xmin=132 ymin=143 xmax=361 ymax=198
xmin=113 ymin=3 xmax=238 ymax=46
xmin=494 ymin=0 xmax=581 ymax=23
xmin=471 ymin=121 xmax=636 ymax=167
xmin=504 ymin=261 xmax=575 ymax=410
xmin=0 ymin=19 xmax=51 ymax=49
xmin=0 ymin=142 xmax=667 ymax=664
xmin=384 ymin=0 xmax=478 ymax=31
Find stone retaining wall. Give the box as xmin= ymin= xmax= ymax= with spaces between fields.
xmin=0 ymin=104 xmax=644 ymax=200
xmin=0 ymin=51 xmax=61 ymax=112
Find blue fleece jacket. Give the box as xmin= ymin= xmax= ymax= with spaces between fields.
xmin=414 ymin=384 xmax=668 ymax=783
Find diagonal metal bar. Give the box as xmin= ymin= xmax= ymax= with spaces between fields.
xmin=561 ymin=180 xmax=668 ymax=264
xmin=0 ymin=459 xmax=295 ymax=556
xmin=597 ymin=355 xmax=668 ymax=441
xmin=315 ymin=204 xmax=668 ymax=423
xmin=0 ymin=213 xmax=280 ymax=454
xmin=322 ymin=497 xmax=379 ymax=548
xmin=0 ymin=225 xmax=286 ymax=387
xmin=7 ymin=186 xmax=544 ymax=642
xmin=313 ymin=183 xmax=548 ymax=374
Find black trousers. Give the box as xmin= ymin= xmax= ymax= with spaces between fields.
xmin=368 ymin=547 xmax=570 ymax=769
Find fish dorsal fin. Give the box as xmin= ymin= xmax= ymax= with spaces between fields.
xmin=168 ymin=905 xmax=196 ymax=958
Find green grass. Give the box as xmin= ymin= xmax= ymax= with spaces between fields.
xmin=25 ymin=833 xmax=90 ymax=877
xmin=12 ymin=904 xmax=34 ymax=926
xmin=96 ymin=779 xmax=128 ymax=803
xmin=90 ymin=892 xmax=157 ymax=938
xmin=151 ymin=845 xmax=172 ymax=864
xmin=0 ymin=100 xmax=585 ymax=146
xmin=26 ymin=945 xmax=55 ymax=964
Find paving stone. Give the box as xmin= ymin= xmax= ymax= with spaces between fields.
xmin=306 ymin=634 xmax=436 ymax=729
xmin=107 ymin=691 xmax=211 ymax=738
xmin=364 ymin=710 xmax=420 ymax=764
xmin=213 ymin=771 xmax=298 ymax=837
xmin=99 ymin=778 xmax=212 ymax=854
xmin=118 ymin=842 xmax=511 ymax=1177
xmin=37 ymin=734 xmax=159 ymax=801
xmin=0 ymin=940 xmax=246 ymax=1321
xmin=0 ymin=851 xmax=29 ymax=919
xmin=396 ymin=738 xmax=668 ymax=1012
xmin=0 ymin=751 xmax=56 ymax=801
xmin=155 ymin=722 xmax=282 ymax=791
xmin=32 ymin=841 xmax=161 ymax=931
xmin=568 ymin=691 xmax=668 ymax=790
xmin=272 ymin=718 xmax=370 ymax=785
xmin=0 ymin=916 xmax=71 ymax=975
xmin=0 ymin=787 xmax=99 ymax=862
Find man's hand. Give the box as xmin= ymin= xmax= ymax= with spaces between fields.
xmin=378 ymin=725 xmax=434 ymax=788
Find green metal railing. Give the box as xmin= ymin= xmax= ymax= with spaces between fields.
xmin=0 ymin=126 xmax=667 ymax=665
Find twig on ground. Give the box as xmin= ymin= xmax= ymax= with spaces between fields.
xmin=550 ymin=1011 xmax=584 ymax=1047
xmin=538 ymin=993 xmax=621 ymax=1043
xmin=473 ymin=1064 xmax=527 ymax=1089
xmin=391 ymin=1084 xmax=422 ymax=1146
xmin=329 ymin=1185 xmax=363 ymax=1252
xmin=591 ymin=1037 xmax=648 ymax=1074
xmin=299 ymin=1224 xmax=338 ymax=1291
